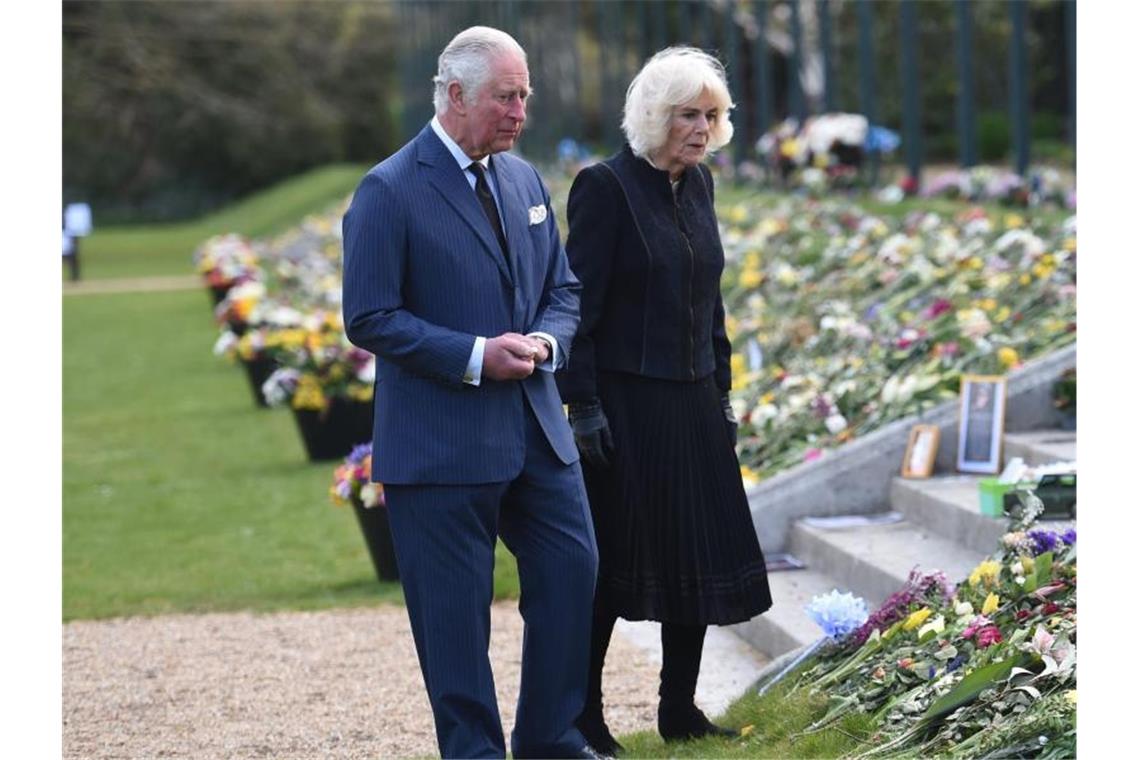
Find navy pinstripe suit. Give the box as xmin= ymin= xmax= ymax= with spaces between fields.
xmin=342 ymin=124 xmax=599 ymax=758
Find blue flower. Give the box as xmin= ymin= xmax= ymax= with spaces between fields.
xmin=805 ymin=590 xmax=870 ymax=640
xmin=947 ymin=655 xmax=966 ymax=672
xmin=1060 ymin=528 xmax=1076 ymax=546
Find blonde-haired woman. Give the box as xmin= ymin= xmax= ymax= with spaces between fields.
xmin=557 ymin=47 xmax=772 ymax=753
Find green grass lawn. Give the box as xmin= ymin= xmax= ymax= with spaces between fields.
xmin=616 ymin=665 xmax=875 ymax=758
xmin=63 ymin=288 xmax=519 ymax=620
xmin=75 ymin=163 xmax=370 ymax=281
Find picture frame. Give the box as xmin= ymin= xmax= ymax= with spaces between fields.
xmin=957 ymin=374 xmax=1008 ymax=474
xmin=901 ymin=424 xmax=941 ymax=478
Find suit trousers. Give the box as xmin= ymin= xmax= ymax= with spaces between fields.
xmin=385 ymin=402 xmax=599 ymax=759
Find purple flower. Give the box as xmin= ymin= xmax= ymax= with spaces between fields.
xmin=347 ymin=443 xmax=372 ymax=465
xmin=846 ymin=569 xmax=952 ymax=648
xmin=1027 ymin=529 xmax=1060 ymax=556
xmin=1060 ymin=528 xmax=1076 ymax=546
xmin=947 ymin=655 xmax=966 ymax=672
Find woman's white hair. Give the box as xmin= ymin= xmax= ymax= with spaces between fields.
xmin=433 ymin=26 xmax=527 ymax=115
xmin=622 ymin=47 xmax=735 ymax=158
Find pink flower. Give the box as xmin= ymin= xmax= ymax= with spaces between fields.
xmin=923 ymin=299 xmax=953 ymax=320
xmin=976 ymin=626 xmax=1004 ymax=649
xmin=804 ymin=448 xmax=823 ymax=462
xmin=961 ymin=615 xmax=993 ymax=639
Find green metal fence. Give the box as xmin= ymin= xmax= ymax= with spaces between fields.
xmin=395 ymin=0 xmax=1075 ymax=179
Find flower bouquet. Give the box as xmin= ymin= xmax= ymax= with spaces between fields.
xmin=260 ymin=310 xmax=375 ymax=461
xmin=330 ymin=443 xmax=397 ymax=582
xmin=192 ymin=233 xmax=263 ymax=305
xmin=790 ymin=494 xmax=1075 ymax=758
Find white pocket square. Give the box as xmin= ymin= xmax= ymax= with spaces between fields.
xmin=528 ymin=205 xmax=548 ymax=225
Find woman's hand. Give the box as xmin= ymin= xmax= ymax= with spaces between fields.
xmin=568 ymin=399 xmax=615 ymax=469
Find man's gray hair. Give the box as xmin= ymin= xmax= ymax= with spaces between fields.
xmin=433 ymin=26 xmax=527 ymax=115
xmin=621 ymin=47 xmax=735 ymax=158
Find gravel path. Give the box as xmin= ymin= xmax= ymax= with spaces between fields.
xmin=64 ymin=603 xmax=677 ymax=759
xmin=63 ymin=275 xmax=202 ymax=296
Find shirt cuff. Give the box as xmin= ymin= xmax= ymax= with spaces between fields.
xmin=527 ymin=332 xmax=558 ymax=372
xmin=464 ymin=336 xmax=486 ymax=386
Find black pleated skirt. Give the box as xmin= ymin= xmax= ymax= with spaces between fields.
xmin=583 ymin=370 xmax=773 ymax=626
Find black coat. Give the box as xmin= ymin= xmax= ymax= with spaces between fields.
xmin=556 ymin=144 xmax=732 ymax=403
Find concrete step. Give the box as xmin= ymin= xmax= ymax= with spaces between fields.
xmin=891 ymin=475 xmax=1007 ymax=556
xmin=1004 ymin=429 xmax=1076 ymax=466
xmin=728 ymin=568 xmax=836 ymax=659
xmin=788 ymin=517 xmax=986 ymax=607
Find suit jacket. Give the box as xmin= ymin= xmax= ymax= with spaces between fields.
xmin=342 ymin=124 xmax=581 ymax=484
xmin=556 ymin=144 xmax=732 ymax=404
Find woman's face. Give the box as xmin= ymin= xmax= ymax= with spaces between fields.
xmin=653 ymin=89 xmax=720 ymax=178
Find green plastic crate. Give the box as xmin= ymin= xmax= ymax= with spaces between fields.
xmin=978 ymin=478 xmax=1027 ymax=517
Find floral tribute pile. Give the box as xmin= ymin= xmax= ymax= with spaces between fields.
xmin=199 ymin=198 xmax=375 ymax=412
xmin=716 ymin=196 xmax=1076 ymax=481
xmin=795 ymin=495 xmax=1075 ymax=758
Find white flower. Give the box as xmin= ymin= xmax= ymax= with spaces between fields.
xmin=360 ymin=483 xmax=382 ymax=508
xmin=356 ymin=357 xmax=376 ymax=383
xmin=825 ymin=413 xmax=848 ymax=434
xmin=213 ymin=331 xmax=238 ymax=356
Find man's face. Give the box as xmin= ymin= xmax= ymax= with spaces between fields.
xmin=460 ymin=52 xmax=530 ymax=158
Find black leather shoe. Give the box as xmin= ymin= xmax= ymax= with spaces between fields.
xmin=658 ymin=701 xmax=738 ymax=742
xmin=576 ymin=708 xmax=625 ymax=756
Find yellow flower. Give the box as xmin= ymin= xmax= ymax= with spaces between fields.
xmin=1004 ymin=213 xmax=1025 ymax=229
xmin=739 ymin=267 xmax=764 ymax=289
xmin=291 ymin=374 xmax=327 ymax=411
xmin=994 ymin=307 xmax=1011 ymax=323
xmin=724 ymin=314 xmax=739 ymax=340
xmin=740 ymin=466 xmax=761 ymax=487
xmin=1065 ymin=690 xmax=1077 ymax=706
xmin=1062 ymin=237 xmax=1076 ymax=252
xmin=740 ymin=725 xmax=755 ymax=737
xmin=731 ymin=354 xmax=746 ymax=380
xmin=969 ymin=560 xmax=1002 ymax=588
xmin=727 ymin=205 xmax=748 ymax=224
xmin=1019 ymin=273 xmax=1032 ymax=286
xmin=760 ymin=392 xmax=776 ymax=405
xmin=759 ymin=219 xmax=785 ymax=237
xmin=998 ymin=347 xmax=1020 ymax=368
xmin=1032 ymin=262 xmax=1056 ymax=280
xmin=903 ymin=608 xmax=932 ymax=631
xmin=850 ymin=251 xmax=870 ymax=265
xmin=982 ymin=593 xmax=1000 ymax=615
xmin=978 ymin=298 xmax=997 ymax=312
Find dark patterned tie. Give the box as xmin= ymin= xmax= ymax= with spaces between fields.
xmin=468 ymin=161 xmax=509 ymax=257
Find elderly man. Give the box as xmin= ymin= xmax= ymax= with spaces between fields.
xmin=342 ymin=26 xmax=601 ymax=760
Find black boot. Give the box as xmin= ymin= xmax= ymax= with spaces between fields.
xmin=657 ymin=623 xmax=737 ymax=742
xmin=576 ymin=598 xmax=625 ymax=756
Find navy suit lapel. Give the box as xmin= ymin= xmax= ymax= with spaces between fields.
xmin=416 ymin=128 xmax=513 ymax=285
xmin=491 ymin=157 xmax=536 ymax=326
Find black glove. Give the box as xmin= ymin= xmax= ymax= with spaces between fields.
xmin=568 ymin=399 xmax=615 ymax=469
xmin=721 ymin=393 xmax=738 ymax=447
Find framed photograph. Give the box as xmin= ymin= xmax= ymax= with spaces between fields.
xmin=957 ymin=375 xmax=1008 ymax=474
xmin=901 ymin=424 xmax=940 ymax=478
